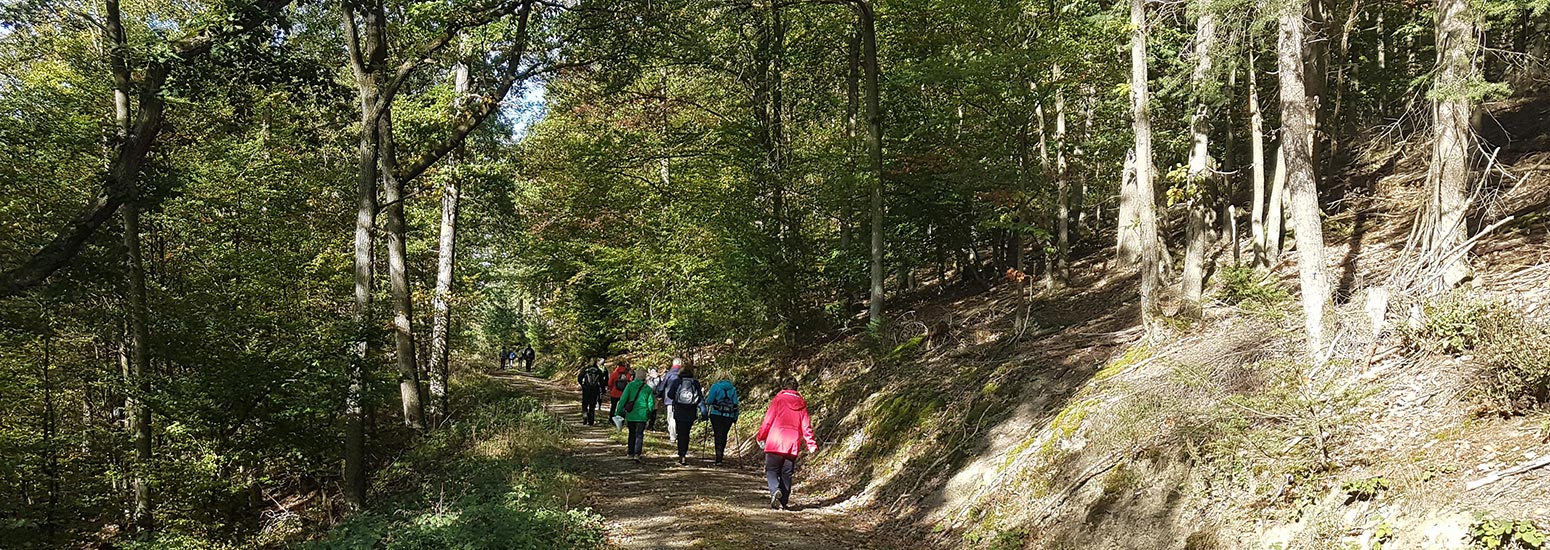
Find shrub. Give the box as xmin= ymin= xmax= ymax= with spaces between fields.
xmin=1400 ymin=293 xmax=1502 ymax=354
xmin=1468 ymin=513 xmax=1545 ymax=549
xmin=1403 ymin=294 xmax=1550 ymax=414
xmin=1216 ymin=266 xmax=1290 ymax=310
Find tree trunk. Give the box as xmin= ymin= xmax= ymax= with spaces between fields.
xmin=123 ymin=201 xmax=153 ymax=533
xmin=1054 ymin=66 xmax=1070 ymax=285
xmin=1265 ymin=143 xmax=1287 ymax=265
xmin=1278 ymin=0 xmax=1335 ymax=357
xmin=427 ymin=62 xmax=469 ymax=426
xmin=108 ymin=0 xmax=152 ymax=528
xmin=341 ymin=0 xmax=384 ymax=509
xmin=1249 ymin=47 xmax=1269 ymax=268
xmin=1181 ymin=10 xmax=1218 ymax=317
xmin=1117 ymin=148 xmax=1140 ymax=266
xmin=1130 ymin=0 xmax=1162 ymax=327
xmin=856 ymin=1 xmax=886 ymax=328
xmin=380 ymin=107 xmax=425 ymax=431
xmin=1428 ymin=0 xmax=1477 ymax=290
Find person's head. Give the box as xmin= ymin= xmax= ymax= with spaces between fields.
xmin=680 ymin=365 xmax=696 ymax=379
xmin=630 ymin=367 xmax=642 ymax=379
xmin=780 ymin=377 xmax=799 ymax=391
xmin=596 ymin=357 xmax=606 ymax=368
xmin=671 ymin=357 xmax=683 ymax=370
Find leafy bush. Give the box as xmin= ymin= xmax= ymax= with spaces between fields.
xmin=1469 ymin=513 xmax=1545 ymax=549
xmin=1472 ymin=314 xmax=1550 ymax=415
xmin=1401 ymin=294 xmax=1502 ymax=354
xmin=308 ymin=378 xmax=606 ymax=550
xmin=1216 ymin=266 xmax=1290 ymax=310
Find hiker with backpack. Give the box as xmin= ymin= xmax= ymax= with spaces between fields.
xmin=606 ymin=359 xmax=633 ymax=419
xmin=664 ymin=365 xmax=708 ymax=465
xmin=521 ymin=345 xmax=536 ymax=373
xmin=499 ymin=346 xmax=512 ymax=370
xmin=616 ymin=367 xmax=655 ymax=462
xmin=577 ymin=358 xmax=607 ymax=425
xmin=756 ymin=377 xmax=818 ymax=510
xmin=643 ymin=367 xmax=664 ymax=431
xmin=657 ymin=358 xmax=684 ymax=443
xmin=704 ymin=377 xmax=740 ymax=466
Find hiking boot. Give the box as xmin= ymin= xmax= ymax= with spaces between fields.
xmin=678 ymin=456 xmax=687 ymax=466
xmin=770 ymin=495 xmax=781 ymax=510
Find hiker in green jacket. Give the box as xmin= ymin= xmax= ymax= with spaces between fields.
xmin=617 ymin=368 xmax=656 ymax=462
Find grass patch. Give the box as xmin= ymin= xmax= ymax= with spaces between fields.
xmin=305 ymin=376 xmax=606 ymax=550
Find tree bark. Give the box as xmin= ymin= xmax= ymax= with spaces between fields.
xmin=1265 ymin=143 xmax=1287 ymax=265
xmin=1131 ymin=0 xmax=1162 ymax=325
xmin=123 ymin=201 xmax=153 ymax=534
xmin=428 ymin=62 xmax=470 ymax=426
xmin=854 ymin=0 xmax=886 ymax=328
xmin=1054 ymin=66 xmax=1070 ymax=285
xmin=340 ymin=0 xmax=384 ymax=510
xmin=1428 ymin=0 xmax=1477 ymax=290
xmin=1117 ymin=148 xmax=1139 ymax=266
xmin=1248 ymin=47 xmax=1269 ymax=268
xmin=1181 ymin=10 xmax=1218 ymax=317
xmin=1278 ymin=0 xmax=1335 ymax=357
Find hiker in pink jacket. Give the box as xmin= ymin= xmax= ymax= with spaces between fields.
xmin=756 ymin=377 xmax=818 ymax=510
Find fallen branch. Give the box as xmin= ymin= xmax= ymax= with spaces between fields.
xmin=1466 ymin=453 xmax=1550 ymax=491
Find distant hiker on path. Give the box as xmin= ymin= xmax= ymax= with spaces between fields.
xmin=705 ymin=377 xmax=740 ymax=466
xmin=499 ymin=345 xmax=512 ymax=370
xmin=521 ymin=344 xmax=536 ymax=373
xmin=756 ymin=378 xmax=818 ymax=510
xmin=665 ymin=365 xmax=708 ymax=465
xmin=617 ymin=367 xmax=655 ymax=462
xmin=577 ymin=358 xmax=607 ymax=425
xmin=606 ymin=360 xmax=633 ymax=419
xmin=658 ymin=358 xmax=685 ymax=444
xmin=644 ymin=367 xmax=664 ymax=431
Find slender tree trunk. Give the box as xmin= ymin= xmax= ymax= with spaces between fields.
xmin=341 ymin=0 xmax=384 ymax=509
xmin=1265 ymin=144 xmax=1287 ymax=265
xmin=855 ymin=0 xmax=886 ymax=328
xmin=1279 ymin=0 xmax=1335 ymax=357
xmin=1131 ymin=0 xmax=1162 ymax=326
xmin=1117 ymin=148 xmax=1139 ymax=266
xmin=108 ymin=0 xmax=152 ymax=529
xmin=1181 ymin=10 xmax=1218 ymax=317
xmin=1428 ymin=0 xmax=1477 ymax=289
xmin=123 ymin=202 xmax=152 ymax=533
xmin=427 ymin=62 xmax=469 ymax=426
xmin=1249 ymin=48 xmax=1269 ymax=267
xmin=379 ymin=107 xmax=425 ymax=432
xmin=1054 ymin=66 xmax=1070 ymax=285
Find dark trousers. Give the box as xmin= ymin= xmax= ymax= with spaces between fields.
xmin=672 ymin=406 xmax=697 ymax=458
xmin=627 ymin=421 xmax=646 ymax=456
xmin=581 ymin=388 xmax=600 ymax=425
xmin=607 ymin=396 xmax=619 ymax=417
xmin=647 ymin=405 xmax=660 ymax=431
xmin=765 ymin=453 xmax=795 ymax=503
xmin=710 ymin=415 xmax=735 ymax=462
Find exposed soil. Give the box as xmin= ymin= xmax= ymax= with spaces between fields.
xmin=493 ymin=372 xmax=899 ymax=549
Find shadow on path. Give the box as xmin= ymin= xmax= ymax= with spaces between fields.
xmin=492 ymin=372 xmax=886 ymax=549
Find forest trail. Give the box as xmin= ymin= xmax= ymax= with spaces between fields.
xmin=490 ymin=372 xmax=890 ymax=549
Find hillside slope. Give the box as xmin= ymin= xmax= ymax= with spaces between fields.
xmin=693 ymin=97 xmax=1550 ymax=549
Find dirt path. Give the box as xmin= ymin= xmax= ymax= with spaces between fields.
xmin=493 ymin=372 xmax=887 ymax=549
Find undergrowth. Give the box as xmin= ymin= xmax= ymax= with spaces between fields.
xmin=303 ymin=376 xmax=606 ymax=550
xmin=1216 ymin=266 xmax=1292 ymax=317
xmin=1401 ymin=293 xmax=1550 ymax=414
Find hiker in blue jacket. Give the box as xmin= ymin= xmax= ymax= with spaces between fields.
xmin=704 ymin=377 xmax=741 ymax=466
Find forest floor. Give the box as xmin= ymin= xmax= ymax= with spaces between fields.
xmin=490 ymin=371 xmax=898 ymax=549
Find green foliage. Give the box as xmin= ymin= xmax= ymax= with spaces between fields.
xmin=308 ymin=379 xmax=606 ymax=550
xmin=1341 ymin=476 xmax=1390 ymax=502
xmin=1215 ymin=266 xmax=1291 ymax=311
xmin=1469 ymin=514 xmax=1546 ymax=549
xmin=1400 ymin=294 xmax=1550 ymax=413
xmin=1400 ymin=294 xmax=1502 ymax=354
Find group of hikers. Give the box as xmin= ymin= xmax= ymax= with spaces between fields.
xmin=499 ymin=344 xmax=536 ymax=372
xmin=574 ymin=356 xmax=820 ymax=510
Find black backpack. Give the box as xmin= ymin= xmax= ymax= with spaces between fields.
xmin=673 ymin=378 xmax=703 ymax=406
xmin=581 ymin=368 xmax=604 ymax=388
xmin=613 ymin=373 xmax=630 ymax=391
xmin=711 ymin=386 xmax=739 ymax=415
